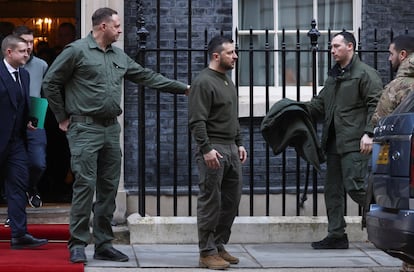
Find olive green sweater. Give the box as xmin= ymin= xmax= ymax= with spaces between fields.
xmin=189 ymin=68 xmax=242 ymax=154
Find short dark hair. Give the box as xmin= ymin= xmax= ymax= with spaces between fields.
xmin=207 ymin=35 xmax=234 ymax=58
xmin=392 ymin=35 xmax=414 ymax=55
xmin=92 ymin=7 xmax=118 ymax=27
xmin=334 ymin=31 xmax=356 ymax=51
xmin=1 ymin=34 xmax=27 ymax=56
xmin=13 ymin=25 xmax=34 ymax=36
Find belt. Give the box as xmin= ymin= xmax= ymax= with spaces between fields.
xmin=70 ymin=115 xmax=118 ymax=127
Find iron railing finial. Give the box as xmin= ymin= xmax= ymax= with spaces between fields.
xmin=307 ymin=19 xmax=320 ymax=48
xmin=136 ymin=0 xmax=149 ymax=50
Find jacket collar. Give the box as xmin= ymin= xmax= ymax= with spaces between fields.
xmin=395 ymin=52 xmax=414 ymax=78
xmin=329 ymin=54 xmax=359 ymax=81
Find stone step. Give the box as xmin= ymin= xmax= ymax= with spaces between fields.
xmin=0 ymin=205 xmax=129 ymax=244
xmin=0 ymin=204 xmax=71 ymax=224
xmin=127 ymin=214 xmax=367 ymax=244
xmin=0 ymin=206 xmax=368 ymax=245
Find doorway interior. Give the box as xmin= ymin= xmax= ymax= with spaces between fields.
xmin=0 ymin=0 xmax=80 ymax=204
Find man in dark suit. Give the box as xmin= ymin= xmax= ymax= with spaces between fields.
xmin=0 ymin=34 xmax=48 ymax=249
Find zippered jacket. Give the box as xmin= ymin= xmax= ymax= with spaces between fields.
xmin=306 ymin=55 xmax=383 ymax=154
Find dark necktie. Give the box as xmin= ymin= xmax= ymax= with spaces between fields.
xmin=13 ymin=71 xmax=21 ymax=87
xmin=13 ymin=71 xmax=23 ymax=101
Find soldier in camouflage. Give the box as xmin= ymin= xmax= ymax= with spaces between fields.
xmin=371 ymin=35 xmax=414 ymax=126
xmin=370 ymin=35 xmax=414 ymax=272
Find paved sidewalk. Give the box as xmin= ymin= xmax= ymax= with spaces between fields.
xmin=84 ymin=242 xmax=402 ymax=271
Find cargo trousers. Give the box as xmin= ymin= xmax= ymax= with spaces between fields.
xmin=196 ymin=143 xmax=243 ymax=256
xmin=325 ymin=151 xmax=369 ymax=238
xmin=66 ymin=121 xmax=121 ymax=252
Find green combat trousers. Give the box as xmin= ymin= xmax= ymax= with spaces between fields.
xmin=196 ymin=143 xmax=243 ymax=257
xmin=325 ymin=151 xmax=369 ymax=238
xmin=66 ymin=121 xmax=121 ymax=252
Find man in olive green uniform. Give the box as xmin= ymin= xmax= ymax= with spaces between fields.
xmin=43 ymin=7 xmax=189 ymax=264
xmin=189 ymin=35 xmax=247 ymax=270
xmin=306 ymin=31 xmax=383 ymax=249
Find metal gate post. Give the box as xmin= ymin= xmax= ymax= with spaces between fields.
xmin=136 ymin=0 xmax=149 ymax=217
xmin=307 ymin=19 xmax=320 ymax=216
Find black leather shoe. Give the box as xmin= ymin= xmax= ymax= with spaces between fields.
xmin=70 ymin=247 xmax=87 ymax=263
xmin=11 ymin=233 xmax=48 ymax=249
xmin=94 ymin=246 xmax=129 ymax=262
xmin=311 ymin=234 xmax=349 ymax=249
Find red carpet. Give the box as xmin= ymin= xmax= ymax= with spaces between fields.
xmin=0 ymin=224 xmax=70 ymax=241
xmin=0 ymin=242 xmax=83 ymax=272
xmin=0 ymin=224 xmax=83 ymax=272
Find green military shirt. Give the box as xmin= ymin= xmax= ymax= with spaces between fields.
xmin=43 ymin=32 xmax=187 ymax=122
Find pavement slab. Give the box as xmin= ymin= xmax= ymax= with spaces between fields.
xmin=83 ymin=242 xmax=402 ymax=271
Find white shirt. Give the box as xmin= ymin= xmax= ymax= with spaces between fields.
xmin=3 ymin=58 xmax=19 ymax=82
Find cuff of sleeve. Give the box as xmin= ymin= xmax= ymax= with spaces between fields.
xmin=365 ymin=131 xmax=374 ymax=137
xmin=201 ymin=145 xmax=212 ymax=155
xmin=56 ymin=113 xmax=69 ymax=123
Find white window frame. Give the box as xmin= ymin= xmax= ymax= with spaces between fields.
xmin=233 ymin=0 xmax=362 ymax=117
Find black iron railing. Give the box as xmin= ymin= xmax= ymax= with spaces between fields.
xmin=131 ymin=5 xmax=396 ymax=217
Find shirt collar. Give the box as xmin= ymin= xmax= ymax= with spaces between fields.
xmin=3 ymin=59 xmax=19 ymax=74
xmin=87 ymin=31 xmax=114 ymax=52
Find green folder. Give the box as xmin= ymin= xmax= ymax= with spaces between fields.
xmin=29 ymin=97 xmax=48 ymax=129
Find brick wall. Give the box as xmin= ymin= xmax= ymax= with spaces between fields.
xmin=361 ymin=0 xmax=414 ymax=82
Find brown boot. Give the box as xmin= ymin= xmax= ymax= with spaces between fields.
xmin=199 ymin=254 xmax=230 ymax=270
xmin=218 ymin=249 xmax=239 ymax=264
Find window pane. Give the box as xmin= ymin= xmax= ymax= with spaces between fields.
xmin=239 ymin=0 xmax=273 ymax=29
xmin=278 ymin=0 xmax=313 ymax=30
xmin=278 ymin=34 xmax=312 ymax=86
xmin=317 ymin=34 xmax=332 ymax=85
xmin=238 ymin=34 xmax=275 ymax=86
xmin=237 ymin=0 xmax=355 ymax=87
xmin=318 ymin=0 xmax=353 ymax=30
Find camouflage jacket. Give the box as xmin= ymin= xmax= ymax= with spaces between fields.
xmin=372 ymin=53 xmax=414 ymax=125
